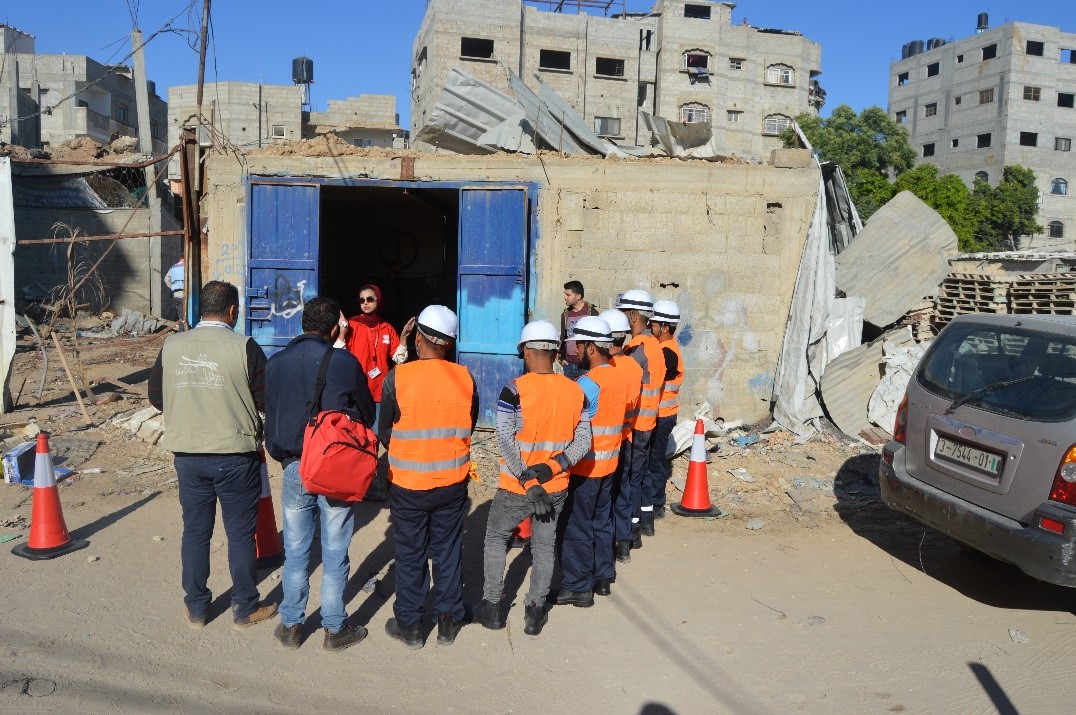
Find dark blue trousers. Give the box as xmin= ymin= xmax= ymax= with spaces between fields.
xmin=388 ymin=480 xmax=468 ymax=629
xmin=561 ymin=473 xmax=615 ymax=591
xmin=644 ymin=416 xmax=677 ymax=509
xmin=613 ymin=428 xmax=652 ymax=541
xmin=174 ymin=452 xmax=261 ymax=619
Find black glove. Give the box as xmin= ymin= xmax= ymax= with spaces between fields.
xmin=526 ymin=484 xmax=554 ymax=522
xmin=521 ymin=463 xmax=554 ymax=485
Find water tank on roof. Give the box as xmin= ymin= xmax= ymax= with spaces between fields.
xmin=292 ymin=56 xmax=314 ymax=84
xmin=977 ymin=13 xmax=989 ymax=31
xmin=927 ymin=38 xmax=946 ymax=50
xmin=147 ymin=80 xmax=156 ymax=96
xmin=908 ymin=40 xmax=925 ymax=56
xmin=901 ymin=43 xmax=911 ymax=59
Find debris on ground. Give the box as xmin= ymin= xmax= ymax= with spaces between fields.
xmin=1008 ymin=628 xmax=1030 ymax=644
xmin=745 ymin=519 xmax=766 ymax=531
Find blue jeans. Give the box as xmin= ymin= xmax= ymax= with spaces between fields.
xmin=280 ymin=461 xmax=355 ymax=634
xmin=175 ymin=452 xmax=261 ymax=619
xmin=644 ymin=416 xmax=677 ymax=509
xmin=613 ymin=429 xmax=652 ymax=541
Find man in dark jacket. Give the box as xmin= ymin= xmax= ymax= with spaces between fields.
xmin=265 ymin=296 xmax=374 ymax=652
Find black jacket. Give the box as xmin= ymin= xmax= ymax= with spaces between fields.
xmin=264 ymin=333 xmax=375 ymax=465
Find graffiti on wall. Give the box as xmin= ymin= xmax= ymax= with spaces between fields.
xmin=269 ymin=276 xmax=307 ymax=319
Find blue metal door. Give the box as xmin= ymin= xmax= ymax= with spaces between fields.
xmin=246 ymin=183 xmax=319 ymax=353
xmin=457 ymin=188 xmax=528 ymax=427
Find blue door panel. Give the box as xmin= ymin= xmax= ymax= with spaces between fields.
xmin=458 ymin=189 xmax=528 ymax=428
xmin=247 ymin=183 xmax=319 ymax=353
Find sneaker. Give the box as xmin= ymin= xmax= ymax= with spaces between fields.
xmin=233 ymin=601 xmax=278 ymax=630
xmin=184 ymin=607 xmax=206 ymax=629
xmin=323 ymin=623 xmax=368 ymax=652
xmin=274 ymin=622 xmax=301 ymax=649
xmin=385 ymin=617 xmax=424 ymax=650
xmin=523 ymin=602 xmax=548 ymax=636
xmin=615 ymin=541 xmax=632 ymax=563
xmin=555 ymin=589 xmax=595 ymax=608
xmin=436 ymin=614 xmax=465 ymax=646
xmin=473 ymin=599 xmax=505 ymax=630
xmin=593 ymin=579 xmax=612 ymax=597
xmin=640 ymin=513 xmax=655 ymax=537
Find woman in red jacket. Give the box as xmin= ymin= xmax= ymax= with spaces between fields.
xmin=343 ymin=285 xmax=414 ymax=426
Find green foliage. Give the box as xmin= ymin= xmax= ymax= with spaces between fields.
xmin=893 ymin=164 xmax=981 ymax=251
xmin=972 ymin=166 xmax=1044 ymax=251
xmin=781 ymin=104 xmax=915 ymax=219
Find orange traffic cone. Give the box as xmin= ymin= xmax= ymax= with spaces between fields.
xmin=254 ymin=448 xmax=284 ymax=569
xmin=510 ymin=517 xmax=532 ymax=549
xmin=12 ymin=433 xmax=89 ymax=560
xmin=670 ymin=419 xmax=722 ymax=518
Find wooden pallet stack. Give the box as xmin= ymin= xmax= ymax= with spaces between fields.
xmin=1009 ymin=274 xmax=1076 ymax=315
xmin=933 ymin=273 xmax=1013 ymax=330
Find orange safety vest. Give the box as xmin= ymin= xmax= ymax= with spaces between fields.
xmin=572 ymin=364 xmax=632 ymax=478
xmin=658 ymin=339 xmax=684 ymax=419
xmin=609 ymin=354 xmax=642 ymax=443
xmin=627 ymin=333 xmax=664 ymax=432
xmin=498 ymin=373 xmax=584 ymax=495
xmin=387 ymin=359 xmax=474 ymax=491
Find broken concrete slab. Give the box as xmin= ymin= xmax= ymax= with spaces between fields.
xmin=770 ymin=148 xmax=812 ymax=169
xmin=836 ymin=191 xmax=959 ymax=329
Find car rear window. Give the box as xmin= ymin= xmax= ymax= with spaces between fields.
xmin=918 ymin=323 xmax=1076 ymax=421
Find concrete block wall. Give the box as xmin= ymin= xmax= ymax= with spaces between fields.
xmin=204 ymin=152 xmax=819 ymax=421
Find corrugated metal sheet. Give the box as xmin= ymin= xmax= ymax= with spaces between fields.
xmin=819 ymin=327 xmax=915 ymax=438
xmin=836 ymin=191 xmax=958 ymax=328
xmin=413 ymin=69 xmax=527 ymax=155
xmin=11 ymin=175 xmax=107 ymax=209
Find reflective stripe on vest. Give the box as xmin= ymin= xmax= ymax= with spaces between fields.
xmin=627 ymin=333 xmax=663 ymax=432
xmin=499 ymin=373 xmax=585 ymax=495
xmin=658 ymin=340 xmax=685 ymax=418
xmin=573 ymin=366 xmax=632 ymax=478
xmin=387 ymin=360 xmax=474 ymax=490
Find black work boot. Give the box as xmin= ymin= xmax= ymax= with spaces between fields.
xmin=323 ymin=624 xmax=367 ymax=652
xmin=615 ymin=541 xmax=632 ymax=563
xmin=653 ymin=505 xmax=666 ymax=520
xmin=631 ymin=525 xmax=643 ymax=549
xmin=523 ymin=602 xmax=548 ymax=636
xmin=436 ymin=614 xmax=465 ymax=645
xmin=273 ymin=622 xmax=301 ymax=649
xmin=555 ymin=588 xmax=595 ymax=608
xmin=474 ymin=599 xmax=505 ymax=630
xmin=640 ymin=512 xmax=656 ymax=537
xmin=593 ymin=579 xmax=612 ymax=597
xmin=385 ymin=618 xmax=424 ymax=650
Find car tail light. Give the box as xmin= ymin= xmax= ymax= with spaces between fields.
xmin=1048 ymin=445 xmax=1076 ymax=507
xmin=893 ymin=394 xmax=909 ymax=444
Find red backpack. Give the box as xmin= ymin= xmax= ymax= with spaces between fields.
xmin=298 ymin=347 xmax=378 ymax=501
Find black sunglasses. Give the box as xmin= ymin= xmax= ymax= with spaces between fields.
xmin=359 ymin=296 xmax=377 ymax=303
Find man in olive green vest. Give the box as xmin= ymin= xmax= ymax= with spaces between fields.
xmin=149 ymin=281 xmax=277 ymax=630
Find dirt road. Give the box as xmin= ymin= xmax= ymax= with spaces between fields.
xmin=3 ymin=467 xmax=1076 ymax=714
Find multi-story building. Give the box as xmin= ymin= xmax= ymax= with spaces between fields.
xmin=411 ymin=0 xmax=823 ymax=159
xmin=888 ymin=16 xmax=1076 ymax=249
xmin=0 ymin=24 xmax=168 ymax=152
xmin=304 ymin=95 xmax=404 ymax=148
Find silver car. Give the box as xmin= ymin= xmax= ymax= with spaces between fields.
xmin=880 ymin=313 xmax=1076 ymax=587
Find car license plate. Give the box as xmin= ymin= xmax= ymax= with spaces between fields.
xmin=935 ymin=436 xmax=1003 ymax=477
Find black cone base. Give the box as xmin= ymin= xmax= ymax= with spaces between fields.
xmin=12 ymin=537 xmax=89 ymax=561
xmin=670 ymin=503 xmax=723 ymax=519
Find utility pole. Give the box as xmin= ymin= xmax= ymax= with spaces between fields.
xmin=131 ymin=28 xmax=165 ymax=318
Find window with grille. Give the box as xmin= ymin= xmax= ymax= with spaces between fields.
xmin=980 ymin=88 xmax=995 ymax=104
xmin=924 ymin=103 xmax=937 ymax=117
xmin=1024 ymin=86 xmax=1042 ymax=101
xmin=1049 ymin=222 xmax=1065 ymax=239
xmin=680 ymin=103 xmax=710 ymax=124
xmin=1057 ymin=138 xmax=1072 ymax=152
xmin=593 ymin=116 xmax=621 ymax=136
xmin=766 ymin=64 xmax=794 ymax=85
xmin=763 ymin=114 xmax=791 ymax=135
xmin=1052 ymin=178 xmax=1069 ymax=196
xmin=729 ymin=58 xmax=744 ymax=70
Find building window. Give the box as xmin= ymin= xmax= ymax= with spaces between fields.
xmin=897 ymin=71 xmax=909 ymax=86
xmin=593 ymin=116 xmax=621 ymax=137
xmin=729 ymin=58 xmax=744 ymax=70
xmin=680 ymin=103 xmax=710 ymax=124
xmin=924 ymin=102 xmax=937 ymax=117
xmin=1024 ymin=86 xmax=1042 ymax=101
xmin=271 ymin=125 xmax=286 ymax=138
xmin=766 ymin=64 xmax=794 ymax=85
xmin=952 ymin=138 xmax=959 ymax=148
xmin=895 ymin=110 xmax=907 ymax=124
xmin=539 ymin=49 xmax=571 ymax=71
xmin=726 ymin=110 xmax=742 ymax=123
xmin=150 ymin=118 xmax=160 ymax=139
xmin=684 ymin=4 xmax=711 ymax=19
xmin=762 ymin=113 xmax=791 ymax=135
xmin=1020 ymin=132 xmax=1039 ymax=147
xmin=1060 ymin=93 xmax=1076 ymax=109
xmin=979 ymin=88 xmax=995 ymax=104
xmin=982 ymin=44 xmax=997 ymax=60
xmin=461 ymin=37 xmax=494 ymax=59
xmin=975 ymin=171 xmax=989 ymax=184
xmin=977 ymin=133 xmax=992 ymax=148
xmin=355 ymin=138 xmax=373 ymax=148
xmin=927 ymin=62 xmax=940 ymax=77
xmin=954 ymin=95 xmax=962 ymax=106
xmin=923 ymin=143 xmax=936 ymax=157
xmin=595 ymin=57 xmax=625 ymax=77
xmin=1026 ymin=40 xmax=1045 ymax=56
xmin=956 ymin=54 xmax=964 ymax=63
xmin=117 ymin=103 xmax=129 ymax=124
xmin=1049 ymin=221 xmax=1065 ymax=239
xmin=682 ymin=51 xmax=710 ymax=70
xmin=1057 ymin=138 xmax=1073 ymax=152
xmin=1062 ymin=49 xmax=1076 ymax=64
xmin=1052 ymin=178 xmax=1069 ymax=195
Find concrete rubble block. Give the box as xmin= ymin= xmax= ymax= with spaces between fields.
xmin=136 ymin=416 xmax=164 ymax=445
xmin=122 ymin=406 xmax=161 ymax=435
xmin=770 ymin=148 xmax=812 ymax=169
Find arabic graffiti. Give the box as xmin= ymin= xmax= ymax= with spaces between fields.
xmin=269 ymin=276 xmax=307 ymax=319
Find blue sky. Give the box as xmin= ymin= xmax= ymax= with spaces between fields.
xmin=3 ymin=0 xmax=1070 ymax=128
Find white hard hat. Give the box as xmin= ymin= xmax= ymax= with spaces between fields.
xmin=651 ymin=300 xmax=681 ymax=324
xmin=571 ymin=316 xmax=613 ymax=345
xmin=517 ymin=320 xmax=560 ymax=353
xmin=599 ymin=309 xmax=631 ymax=335
xmin=615 ymin=289 xmax=654 ymax=315
xmin=416 ymin=305 xmax=458 ymax=345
